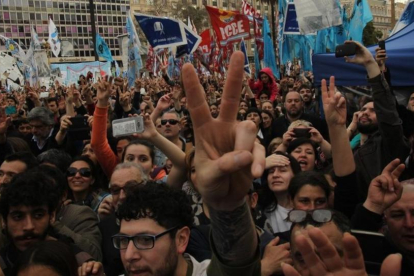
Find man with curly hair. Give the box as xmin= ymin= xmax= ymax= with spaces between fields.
xmin=113 ymin=52 xmax=264 ymax=275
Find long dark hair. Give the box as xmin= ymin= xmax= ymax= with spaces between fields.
xmin=258 ymin=152 xmax=301 ymax=213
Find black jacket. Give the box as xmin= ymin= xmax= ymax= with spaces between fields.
xmin=353 ymin=74 xmax=410 ymax=201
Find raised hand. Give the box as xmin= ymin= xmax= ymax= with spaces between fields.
xmin=155 ymin=94 xmax=173 ymax=111
xmin=375 ymin=47 xmax=387 ymax=68
xmin=282 ymin=227 xmax=367 ymax=276
xmin=282 ymin=129 xmax=296 ymax=147
xmin=364 ymin=158 xmax=405 ymax=214
xmin=182 ymin=51 xmax=265 ymax=210
xmin=321 ymin=76 xmax=347 ymax=126
xmin=309 ymin=127 xmax=324 ymax=145
xmin=0 ymin=106 xmax=11 ymax=135
xmin=59 ymin=115 xmax=72 ymax=132
xmin=282 ymin=226 xmax=401 ymax=276
xmin=131 ymin=113 xmax=158 ymax=140
xmin=95 ymin=76 xmax=113 ymax=107
xmin=344 ymin=41 xmax=376 ymax=66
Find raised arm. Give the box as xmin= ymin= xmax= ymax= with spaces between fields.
xmin=321 ymin=76 xmax=355 ymax=176
xmin=182 ymin=51 xmax=265 ymax=272
xmin=345 ymin=41 xmax=409 ymax=170
xmin=90 ymin=77 xmax=119 ymax=177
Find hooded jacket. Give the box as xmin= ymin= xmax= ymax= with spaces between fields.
xmin=248 ymin=68 xmax=279 ymax=102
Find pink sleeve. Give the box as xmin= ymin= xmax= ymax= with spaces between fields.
xmin=91 ymin=106 xmax=118 ymax=178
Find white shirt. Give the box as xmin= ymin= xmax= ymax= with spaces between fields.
xmin=185 ymin=253 xmax=210 ymax=276
xmin=265 ymin=204 xmax=292 ymax=234
xmin=32 ymin=127 xmax=54 ymax=150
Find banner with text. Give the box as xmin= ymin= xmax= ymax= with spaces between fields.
xmin=205 ymin=5 xmax=251 ymax=48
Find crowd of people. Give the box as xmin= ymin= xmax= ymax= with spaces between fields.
xmin=0 ymin=40 xmax=413 ymax=276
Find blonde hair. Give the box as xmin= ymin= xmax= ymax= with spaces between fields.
xmin=288 ymin=120 xmax=312 ymax=130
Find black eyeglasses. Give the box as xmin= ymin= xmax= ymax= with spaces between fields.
xmin=66 ymin=167 xmax=92 ymax=178
xmin=287 ymin=209 xmax=334 ymax=223
xmin=161 ymin=119 xmax=179 ymax=126
xmin=112 ymin=226 xmax=178 ymax=250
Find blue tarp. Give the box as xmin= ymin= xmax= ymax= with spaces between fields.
xmin=313 ymin=22 xmax=414 ymax=86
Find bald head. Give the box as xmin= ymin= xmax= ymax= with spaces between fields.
xmin=385 ymin=180 xmax=414 ymax=255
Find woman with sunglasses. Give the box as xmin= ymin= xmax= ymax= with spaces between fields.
xmin=67 ymin=156 xmax=109 ymax=212
xmin=259 ymin=152 xmax=302 ymax=239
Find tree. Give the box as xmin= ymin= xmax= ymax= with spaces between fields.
xmin=171 ymin=3 xmax=209 ymax=31
xmin=363 ymin=21 xmax=383 ymax=46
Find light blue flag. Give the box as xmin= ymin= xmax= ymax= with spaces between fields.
xmin=263 ymin=16 xmax=280 ymax=79
xmin=281 ymin=36 xmax=292 ymax=65
xmin=96 ymin=34 xmax=113 ymax=61
xmin=278 ymin=0 xmax=288 ymax=65
xmin=315 ymin=29 xmax=329 ymax=54
xmin=167 ymin=53 xmax=175 ymax=77
xmin=240 ymin=38 xmax=251 ymax=75
xmin=126 ymin=12 xmax=143 ymax=70
xmin=126 ymin=13 xmax=143 ymax=88
xmin=348 ymin=0 xmax=373 ymax=43
xmin=334 ymin=6 xmax=349 ymax=45
xmin=115 ymin=61 xmax=121 ymax=77
xmin=302 ymin=35 xmax=315 ymax=72
xmin=253 ymin=43 xmax=261 ymax=78
xmin=391 ymin=0 xmax=414 ymax=36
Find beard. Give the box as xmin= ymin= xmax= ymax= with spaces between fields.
xmin=126 ymin=239 xmax=179 ymax=276
xmin=357 ymin=122 xmax=378 ymax=135
xmin=287 ymin=108 xmax=302 ymax=118
xmin=6 ymin=224 xmax=50 ymax=251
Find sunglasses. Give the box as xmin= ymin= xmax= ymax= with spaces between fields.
xmin=67 ymin=167 xmax=92 ymax=178
xmin=161 ymin=119 xmax=179 ymax=126
xmin=287 ymin=209 xmax=334 ymax=223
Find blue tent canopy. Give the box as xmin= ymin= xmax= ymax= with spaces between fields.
xmin=312 ymin=22 xmax=414 ymax=86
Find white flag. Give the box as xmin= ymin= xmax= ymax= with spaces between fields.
xmin=48 ymin=18 xmax=61 ymax=57
xmin=61 ymin=40 xmax=75 ymax=57
xmin=32 ymin=25 xmax=42 ymax=49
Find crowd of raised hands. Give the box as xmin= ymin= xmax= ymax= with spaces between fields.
xmin=0 ymin=40 xmax=413 ymax=276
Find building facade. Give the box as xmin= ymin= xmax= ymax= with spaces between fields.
xmin=0 ymin=0 xmax=129 ymax=63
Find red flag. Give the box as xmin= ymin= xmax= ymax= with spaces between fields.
xmin=199 ymin=29 xmax=211 ymax=54
xmin=205 ymin=5 xmax=250 ymax=48
xmin=241 ymin=0 xmax=264 ymax=59
xmin=146 ymin=46 xmax=155 ymax=72
xmin=241 ymin=0 xmax=261 ymax=19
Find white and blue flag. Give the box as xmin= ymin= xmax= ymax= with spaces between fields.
xmin=390 ymin=0 xmax=414 ymax=36
xmin=48 ymin=18 xmax=61 ymax=57
xmin=176 ymin=22 xmax=201 ymax=58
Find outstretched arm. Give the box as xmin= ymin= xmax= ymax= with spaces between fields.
xmin=183 ymin=52 xmax=265 ymax=270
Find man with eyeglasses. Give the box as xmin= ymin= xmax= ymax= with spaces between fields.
xmin=98 ymin=162 xmax=148 ymax=276
xmin=112 ymin=52 xmax=264 ymax=275
xmin=287 ymin=209 xmax=353 ymax=274
xmin=26 ymin=107 xmax=61 ymax=156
